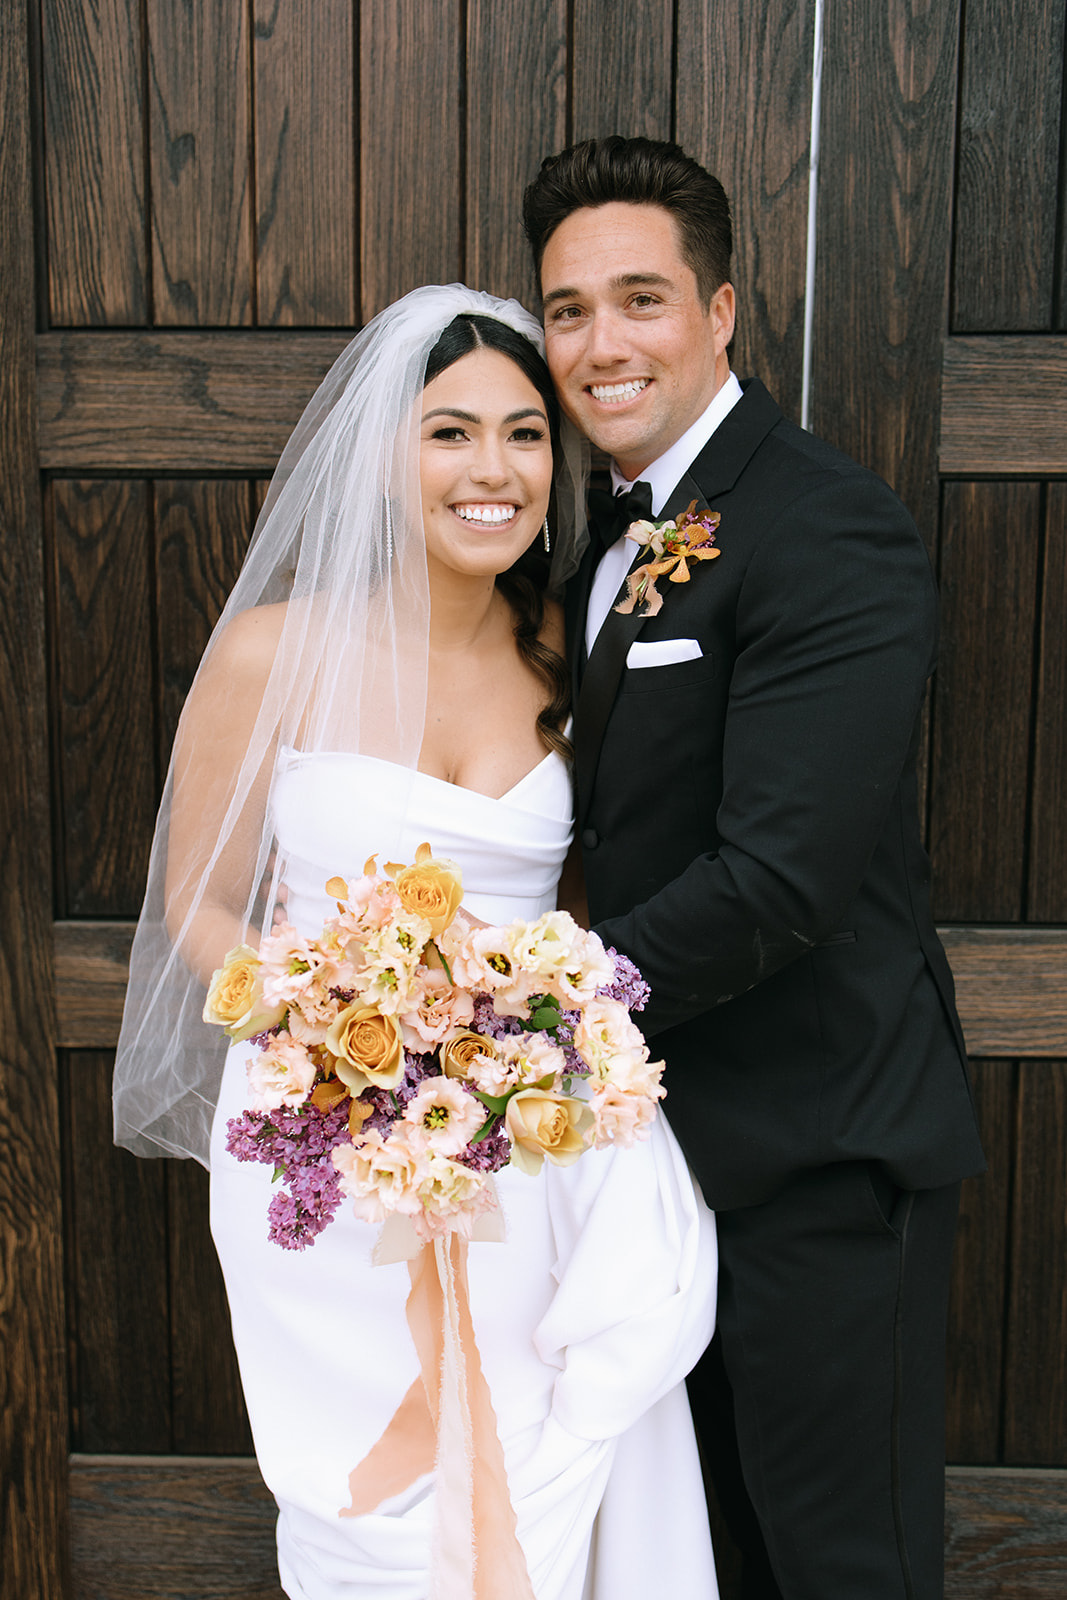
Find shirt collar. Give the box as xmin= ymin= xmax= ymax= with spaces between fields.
xmin=609 ymin=372 xmax=744 ymax=515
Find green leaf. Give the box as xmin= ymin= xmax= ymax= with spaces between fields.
xmin=473 ymin=1089 xmax=512 ymax=1116
xmin=470 ymin=1114 xmax=499 ymax=1144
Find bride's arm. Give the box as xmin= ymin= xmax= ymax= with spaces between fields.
xmin=164 ymin=606 xmax=284 ymax=987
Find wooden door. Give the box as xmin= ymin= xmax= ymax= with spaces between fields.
xmin=4 ymin=2 xmax=1066 ymax=1595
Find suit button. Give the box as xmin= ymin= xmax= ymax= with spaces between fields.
xmin=581 ymin=828 xmax=599 ymax=849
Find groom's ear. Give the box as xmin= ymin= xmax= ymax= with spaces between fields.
xmin=709 ymin=283 xmax=735 ymax=356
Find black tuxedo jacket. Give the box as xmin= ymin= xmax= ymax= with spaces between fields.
xmin=568 ymin=379 xmax=985 ymax=1209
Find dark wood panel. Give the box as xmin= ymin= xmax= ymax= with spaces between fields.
xmin=51 ymin=479 xmax=157 ymax=916
xmin=155 ymin=479 xmax=255 ymax=769
xmin=466 ymin=0 xmax=566 ymax=305
xmin=571 ymin=0 xmax=673 ymax=142
xmin=1004 ymin=1061 xmax=1067 ymax=1465
xmin=147 ymin=0 xmax=252 ymax=325
xmin=944 ymin=1467 xmax=1067 ymax=1596
xmin=359 ymin=0 xmax=462 ymax=318
xmin=54 ymin=921 xmax=1067 ymax=1053
xmin=1028 ymin=486 xmax=1067 ymax=920
xmin=168 ymin=1164 xmax=254 ymax=1454
xmin=946 ymin=1061 xmax=1013 ymax=1462
xmin=254 ymin=0 xmax=355 ymax=326
xmin=811 ymin=0 xmax=960 ymax=549
xmin=70 ymin=1456 xmax=284 ymax=1600
xmin=0 ymin=2 xmax=70 ymax=1590
xmin=928 ymin=482 xmax=1040 ymax=921
xmin=43 ymin=0 xmax=147 ymax=325
xmin=941 ymin=338 xmax=1067 ymax=475
xmin=63 ymin=1051 xmax=171 ymax=1453
xmin=37 ymin=331 xmax=350 ymax=471
xmin=676 ymin=0 xmax=813 ymax=424
xmin=952 ymin=0 xmax=1065 ymax=332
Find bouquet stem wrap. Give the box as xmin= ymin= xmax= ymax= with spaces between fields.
xmin=342 ymin=1234 xmax=536 ymax=1600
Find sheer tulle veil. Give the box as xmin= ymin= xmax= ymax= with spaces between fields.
xmin=113 ymin=285 xmax=589 ymax=1164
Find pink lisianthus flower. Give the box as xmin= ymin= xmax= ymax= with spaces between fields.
xmin=400 ymin=968 xmax=475 ymax=1048
xmin=411 ymin=1154 xmax=495 ymax=1241
xmin=589 ymin=1080 xmax=662 ymax=1148
xmin=355 ymin=914 xmax=432 ymax=1015
xmin=402 ymin=1077 xmax=486 ymax=1156
xmin=325 ymin=868 xmax=404 ymax=933
xmin=246 ymin=1036 xmax=317 ymax=1110
xmin=572 ymin=997 xmax=649 ymax=1078
xmin=442 ymin=922 xmax=537 ymax=1012
xmin=258 ymin=923 xmax=344 ymax=1012
xmin=510 ymin=910 xmax=583 ymax=984
xmin=332 ymin=1129 xmax=425 ymax=1223
xmin=544 ymin=927 xmax=615 ymax=1008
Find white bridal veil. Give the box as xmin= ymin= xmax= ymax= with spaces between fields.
xmin=113 ymin=285 xmax=589 ymax=1165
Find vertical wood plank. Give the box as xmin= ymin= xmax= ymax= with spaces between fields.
xmin=43 ymin=0 xmax=147 ymax=325
xmin=147 ymin=0 xmax=252 ymax=325
xmin=1004 ymin=1062 xmax=1067 ymax=1464
xmin=168 ymin=1162 xmax=254 ymax=1453
xmin=928 ymin=482 xmax=1040 ymax=922
xmin=811 ymin=0 xmax=960 ymax=548
xmin=359 ymin=0 xmax=462 ymax=318
xmin=466 ymin=0 xmax=567 ymax=305
xmin=51 ymin=479 xmax=157 ymax=917
xmin=945 ymin=1060 xmax=1013 ymax=1463
xmin=952 ymin=0 xmax=1065 ymax=332
xmin=62 ymin=1051 xmax=171 ymax=1453
xmin=155 ymin=479 xmax=255 ymax=772
xmin=571 ymin=0 xmax=673 ymax=142
xmin=254 ymin=0 xmax=355 ymax=326
xmin=676 ymin=0 xmax=814 ymax=423
xmin=1028 ymin=486 xmax=1067 ymax=920
xmin=0 ymin=1 xmax=69 ymax=1590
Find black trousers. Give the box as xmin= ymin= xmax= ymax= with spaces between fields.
xmin=687 ymin=1162 xmax=961 ymax=1600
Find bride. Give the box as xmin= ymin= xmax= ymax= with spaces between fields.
xmin=113 ymin=285 xmax=719 ymax=1600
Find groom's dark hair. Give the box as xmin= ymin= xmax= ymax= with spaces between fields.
xmin=523 ymin=137 xmax=732 ymax=305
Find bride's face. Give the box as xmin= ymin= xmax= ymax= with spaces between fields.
xmin=418 ymin=348 xmax=554 ymax=581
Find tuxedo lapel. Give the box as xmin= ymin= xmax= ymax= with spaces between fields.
xmin=573 ymin=594 xmax=647 ymax=825
xmin=662 ymin=377 xmax=781 ymax=517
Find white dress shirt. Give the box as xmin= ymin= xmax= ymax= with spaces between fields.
xmin=585 ymin=373 xmax=743 ymax=656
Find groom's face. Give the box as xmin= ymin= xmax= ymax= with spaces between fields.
xmin=540 ymin=201 xmax=734 ymax=480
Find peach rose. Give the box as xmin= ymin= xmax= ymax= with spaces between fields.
xmin=202 ymin=945 xmax=284 ymax=1041
xmin=325 ymin=1003 xmax=404 ymax=1092
xmin=440 ymin=1028 xmax=499 ymax=1080
xmin=504 ymin=1089 xmax=593 ymax=1176
xmin=390 ymin=842 xmax=464 ymax=938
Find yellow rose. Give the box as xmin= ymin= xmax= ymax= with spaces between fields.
xmin=504 ymin=1089 xmax=594 ymax=1176
xmin=202 ymin=945 xmax=283 ymax=1041
xmin=391 ymin=842 xmax=464 ymax=938
xmin=440 ymin=1028 xmax=498 ymax=1080
xmin=325 ymin=1003 xmax=404 ymax=1091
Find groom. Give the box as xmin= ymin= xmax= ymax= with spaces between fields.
xmin=524 ymin=137 xmax=985 ymax=1597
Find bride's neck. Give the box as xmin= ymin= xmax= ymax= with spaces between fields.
xmin=427 ymin=569 xmax=507 ymax=652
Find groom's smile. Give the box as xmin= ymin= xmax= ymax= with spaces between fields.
xmin=539 ymin=200 xmax=734 ymax=479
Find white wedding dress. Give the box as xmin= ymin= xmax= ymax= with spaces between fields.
xmin=210 ymin=745 xmax=719 ymax=1600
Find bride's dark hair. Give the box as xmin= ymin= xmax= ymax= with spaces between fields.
xmin=424 ymin=314 xmax=571 ymax=762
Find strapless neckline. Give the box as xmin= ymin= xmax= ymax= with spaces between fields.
xmin=279 ymin=745 xmax=561 ymax=807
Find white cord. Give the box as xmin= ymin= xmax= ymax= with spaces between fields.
xmin=800 ymin=0 xmax=826 ymax=432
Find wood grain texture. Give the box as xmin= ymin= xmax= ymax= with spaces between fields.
xmin=51 ymin=479 xmax=157 ymax=916
xmin=940 ymin=337 xmax=1067 ymax=475
xmin=155 ymin=479 xmax=256 ymax=768
xmin=946 ymin=1061 xmax=1013 ymax=1462
xmin=1 ymin=2 xmax=70 ymax=1591
xmin=571 ymin=0 xmax=673 ymax=142
xmin=148 ymin=0 xmax=252 ymax=325
xmin=70 ymin=1456 xmax=284 ymax=1599
xmin=359 ymin=0 xmax=462 ymax=318
xmin=168 ymin=1163 xmax=254 ymax=1454
xmin=939 ymin=930 xmax=1067 ymax=1058
xmin=254 ymin=0 xmax=355 ymax=325
xmin=466 ymin=0 xmax=567 ymax=305
xmin=37 ymin=331 xmax=350 ymax=471
xmin=952 ymin=0 xmax=1065 ymax=332
xmin=1028 ymin=486 xmax=1067 ymax=920
xmin=62 ymin=1051 xmax=171 ymax=1453
xmin=43 ymin=0 xmax=147 ymax=324
xmin=811 ymin=0 xmax=959 ymax=548
xmin=1004 ymin=1061 xmax=1067 ymax=1464
xmin=54 ymin=922 xmax=134 ymax=1049
xmin=676 ymin=0 xmax=814 ymax=423
xmin=944 ymin=1467 xmax=1067 ymax=1596
xmin=928 ymin=482 xmax=1040 ymax=922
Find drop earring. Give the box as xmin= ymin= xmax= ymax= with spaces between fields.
xmin=542 ymin=516 xmax=551 ymax=554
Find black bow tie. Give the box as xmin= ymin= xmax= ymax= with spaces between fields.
xmin=588 ymin=480 xmax=655 ymax=554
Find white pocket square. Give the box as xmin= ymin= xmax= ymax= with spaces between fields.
xmin=625 ymin=637 xmax=703 ymax=669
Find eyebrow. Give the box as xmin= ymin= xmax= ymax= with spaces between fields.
xmin=542 ymin=271 xmax=673 ymax=308
xmin=421 ymin=406 xmax=548 ymax=425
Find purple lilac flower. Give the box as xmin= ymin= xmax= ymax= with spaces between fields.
xmin=226 ymin=1098 xmax=353 ymax=1250
xmin=598 ymin=948 xmax=650 ymax=1012
xmin=471 ymin=994 xmax=527 ymax=1040
xmin=455 ymin=1121 xmax=512 ymax=1173
xmin=360 ymin=1051 xmax=436 ymax=1135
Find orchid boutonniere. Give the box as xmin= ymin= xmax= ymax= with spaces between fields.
xmin=613 ymin=501 xmax=721 ymax=617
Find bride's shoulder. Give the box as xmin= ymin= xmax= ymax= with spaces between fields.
xmin=200 ymin=601 xmax=290 ymax=691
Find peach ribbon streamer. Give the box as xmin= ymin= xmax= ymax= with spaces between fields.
xmin=341 ymin=1234 xmax=537 ymax=1600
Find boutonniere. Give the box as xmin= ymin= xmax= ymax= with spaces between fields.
xmin=614 ymin=502 xmax=721 ymax=618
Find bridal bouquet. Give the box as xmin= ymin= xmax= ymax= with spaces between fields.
xmin=204 ymin=844 xmax=663 ymax=1251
